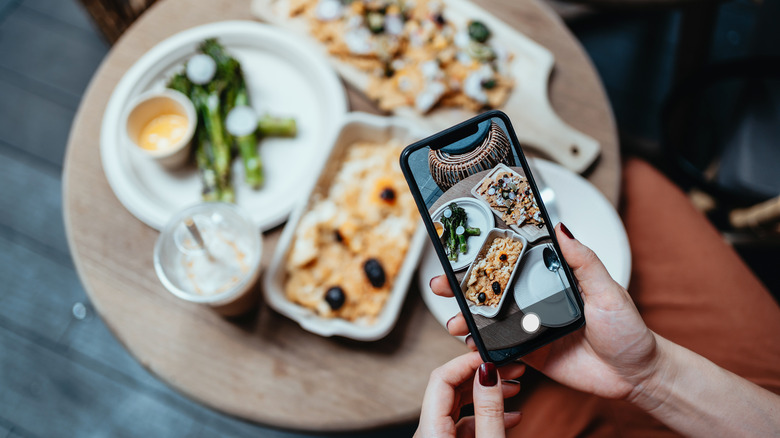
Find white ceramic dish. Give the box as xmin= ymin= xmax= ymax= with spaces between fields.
xmin=101 ymin=21 xmax=348 ymax=231
xmin=263 ymin=113 xmax=428 ymax=341
xmin=431 ymin=197 xmax=495 ymax=271
xmin=513 ymin=244 xmax=565 ymax=309
xmin=418 ymin=158 xmax=632 ymax=334
xmin=125 ymin=89 xmax=197 ymax=168
xmin=513 ymin=244 xmax=578 ymax=327
xmin=459 ymin=228 xmax=527 ymax=318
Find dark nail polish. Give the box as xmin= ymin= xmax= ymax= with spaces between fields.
xmin=479 ymin=362 xmax=498 ymax=387
xmin=560 ymin=223 xmax=575 ymax=240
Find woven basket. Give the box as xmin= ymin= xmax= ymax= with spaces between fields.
xmin=428 ymin=121 xmax=515 ymax=191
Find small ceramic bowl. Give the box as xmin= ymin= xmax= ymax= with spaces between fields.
xmin=125 ymin=89 xmax=196 ymax=168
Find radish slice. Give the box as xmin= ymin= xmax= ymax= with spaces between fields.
xmin=186 ymin=54 xmax=217 ymax=85
xmin=225 ymin=105 xmax=258 ymax=137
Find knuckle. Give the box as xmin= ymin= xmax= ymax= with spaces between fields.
xmin=430 ymin=366 xmax=447 ymax=383
xmin=475 ymin=399 xmax=504 ymax=419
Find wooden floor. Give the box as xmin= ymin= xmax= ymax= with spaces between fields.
xmin=0 ymin=0 xmax=776 ymax=436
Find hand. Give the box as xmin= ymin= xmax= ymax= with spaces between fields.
xmin=431 ymin=223 xmax=659 ymax=401
xmin=415 ymin=352 xmax=526 ymax=438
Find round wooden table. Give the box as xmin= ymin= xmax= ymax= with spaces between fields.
xmin=63 ymin=0 xmax=619 ymax=432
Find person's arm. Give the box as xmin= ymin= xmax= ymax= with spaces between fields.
xmin=432 ymin=223 xmax=780 ymax=438
xmin=630 ymin=335 xmax=780 ymax=437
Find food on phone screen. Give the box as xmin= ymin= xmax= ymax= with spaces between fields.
xmin=475 ymin=168 xmax=544 ymax=227
xmin=288 ymin=0 xmax=514 ymax=113
xmin=285 ymin=140 xmax=417 ymax=323
xmin=465 ymin=236 xmax=523 ymax=307
xmin=441 ymin=202 xmax=481 ymax=261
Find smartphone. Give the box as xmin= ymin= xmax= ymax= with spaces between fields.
xmin=400 ymin=110 xmax=584 ymax=365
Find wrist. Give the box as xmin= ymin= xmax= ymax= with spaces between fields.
xmin=626 ymin=333 xmax=678 ymax=413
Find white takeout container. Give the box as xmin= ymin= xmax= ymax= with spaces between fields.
xmin=459 ymin=228 xmax=528 ymax=318
xmin=263 ymin=113 xmax=428 ymax=341
xmin=125 ymin=89 xmax=197 ymax=168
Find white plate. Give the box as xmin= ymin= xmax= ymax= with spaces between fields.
xmin=263 ymin=113 xmax=428 ymax=341
xmin=418 ymin=158 xmax=631 ymax=333
xmin=513 ymin=245 xmax=565 ymax=308
xmin=431 ymin=197 xmax=495 ymax=271
xmin=100 ymin=21 xmax=348 ymax=231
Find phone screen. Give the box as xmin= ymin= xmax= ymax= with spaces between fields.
xmin=402 ymin=112 xmax=583 ymax=362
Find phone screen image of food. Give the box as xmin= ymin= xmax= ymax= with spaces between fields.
xmin=406 ymin=115 xmax=582 ymax=354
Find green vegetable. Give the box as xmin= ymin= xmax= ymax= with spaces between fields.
xmin=441 ymin=202 xmax=480 ymax=261
xmin=233 ymin=77 xmax=264 ymax=188
xmin=468 ymin=20 xmax=491 ymax=43
xmin=258 ymin=114 xmax=297 ymax=137
xmin=166 ymin=38 xmax=299 ymax=199
xmin=481 ymin=78 xmax=497 ymax=89
xmin=466 ymin=41 xmax=495 ymax=62
xmin=168 ymin=71 xmax=230 ymax=201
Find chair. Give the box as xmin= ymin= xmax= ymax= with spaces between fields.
xmin=79 ymin=0 xmax=158 ymax=43
xmin=428 ymin=120 xmax=514 ymax=191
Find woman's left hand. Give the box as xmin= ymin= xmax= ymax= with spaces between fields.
xmin=415 ymin=351 xmax=526 ymax=438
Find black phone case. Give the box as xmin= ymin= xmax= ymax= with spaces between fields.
xmin=400 ymin=110 xmax=585 ymax=365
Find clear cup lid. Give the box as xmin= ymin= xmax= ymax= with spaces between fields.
xmin=154 ymin=202 xmax=262 ymax=304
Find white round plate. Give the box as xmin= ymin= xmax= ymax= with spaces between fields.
xmin=431 ymin=197 xmax=495 ymax=271
xmin=418 ymin=158 xmax=632 ymax=332
xmin=101 ymin=21 xmax=348 ymax=231
xmin=513 ymin=244 xmax=565 ymax=309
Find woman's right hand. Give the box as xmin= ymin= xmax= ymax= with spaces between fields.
xmin=432 ymin=223 xmax=660 ymax=401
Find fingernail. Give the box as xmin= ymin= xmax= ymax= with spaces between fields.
xmin=560 ymin=223 xmax=575 ymax=240
xmin=506 ymin=411 xmax=523 ymax=420
xmin=502 ymin=379 xmax=521 ymax=387
xmin=446 ymin=315 xmax=457 ymax=330
xmin=429 ymin=276 xmax=436 ymax=289
xmin=479 ymin=362 xmax=498 ymax=387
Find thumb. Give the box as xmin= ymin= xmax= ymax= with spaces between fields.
xmin=473 ymin=362 xmax=506 ymax=438
xmin=555 ymin=223 xmax=623 ymax=303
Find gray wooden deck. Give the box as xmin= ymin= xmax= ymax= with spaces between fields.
xmin=0 ymin=0 xmax=413 ymax=436
xmin=0 ymin=0 xmax=776 ymax=436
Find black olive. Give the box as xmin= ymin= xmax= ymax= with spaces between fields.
xmin=434 ymin=13 xmax=446 ymax=25
xmin=334 ymin=229 xmax=344 ymax=243
xmin=379 ymin=187 xmax=396 ymax=201
xmin=325 ymin=286 xmax=346 ymax=310
xmin=491 ymin=281 xmax=501 ymax=294
xmin=478 ymin=292 xmax=486 ymax=303
xmin=499 ymin=253 xmax=507 ymax=262
xmin=364 ymin=258 xmax=386 ymax=288
xmin=468 ymin=20 xmax=491 ymax=43
xmin=481 ymin=78 xmax=497 ymax=89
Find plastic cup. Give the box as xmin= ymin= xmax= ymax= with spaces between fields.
xmin=154 ymin=202 xmax=262 ymax=316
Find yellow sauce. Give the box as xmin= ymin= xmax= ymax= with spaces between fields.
xmin=434 ymin=221 xmax=444 ymax=238
xmin=138 ymin=114 xmax=188 ymax=151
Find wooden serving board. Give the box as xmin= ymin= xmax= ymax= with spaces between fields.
xmin=250 ymin=0 xmax=600 ymax=173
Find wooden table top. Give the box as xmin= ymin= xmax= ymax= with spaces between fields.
xmin=63 ymin=0 xmax=619 ymax=432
